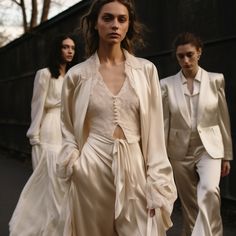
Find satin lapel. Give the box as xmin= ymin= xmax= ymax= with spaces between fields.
xmin=174 ymin=73 xmax=191 ymax=128
xmin=197 ymin=69 xmax=210 ymax=123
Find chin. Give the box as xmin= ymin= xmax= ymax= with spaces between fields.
xmin=184 ymin=67 xmax=193 ymax=72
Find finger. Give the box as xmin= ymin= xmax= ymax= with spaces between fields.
xmin=221 ymin=166 xmax=230 ymax=177
xmin=150 ymin=209 xmax=155 ymax=217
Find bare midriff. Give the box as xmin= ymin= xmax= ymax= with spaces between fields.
xmin=113 ymin=125 xmax=126 ymax=140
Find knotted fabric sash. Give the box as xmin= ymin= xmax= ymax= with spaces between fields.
xmin=88 ymin=133 xmax=140 ymax=221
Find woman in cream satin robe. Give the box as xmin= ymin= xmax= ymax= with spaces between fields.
xmin=55 ymin=1 xmax=177 ymax=236
xmin=160 ymin=32 xmax=233 ymax=236
xmin=9 ymin=34 xmax=79 ymax=236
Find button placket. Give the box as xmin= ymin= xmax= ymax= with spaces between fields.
xmin=113 ymin=97 xmax=119 ymax=125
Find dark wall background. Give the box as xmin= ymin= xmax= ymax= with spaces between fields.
xmin=0 ymin=0 xmax=235 ymax=200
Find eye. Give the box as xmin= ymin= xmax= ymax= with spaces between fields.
xmin=118 ymin=16 xmax=128 ymax=23
xmin=186 ymin=52 xmax=194 ymax=58
xmin=177 ymin=54 xmax=184 ymax=59
xmin=102 ymin=14 xmax=113 ymax=22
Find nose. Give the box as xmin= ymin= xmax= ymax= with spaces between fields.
xmin=68 ymin=47 xmax=74 ymax=54
xmin=182 ymin=56 xmax=189 ymax=63
xmin=112 ymin=19 xmax=119 ymax=30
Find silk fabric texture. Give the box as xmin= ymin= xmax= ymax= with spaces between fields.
xmin=56 ymin=50 xmax=177 ymax=236
xmin=9 ymin=69 xmax=65 ymax=235
xmin=160 ymin=68 xmax=233 ymax=236
xmin=160 ymin=68 xmax=233 ymax=161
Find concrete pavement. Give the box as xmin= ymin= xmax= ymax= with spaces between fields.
xmin=0 ymin=151 xmax=236 ymax=236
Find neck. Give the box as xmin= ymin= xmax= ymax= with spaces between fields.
xmin=182 ymin=66 xmax=199 ymax=79
xmin=59 ymin=63 xmax=66 ymax=76
xmin=97 ymin=44 xmax=125 ymax=65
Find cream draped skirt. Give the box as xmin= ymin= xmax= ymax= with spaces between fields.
xmin=56 ymin=133 xmax=166 ymax=236
xmin=9 ymin=108 xmax=65 ymax=236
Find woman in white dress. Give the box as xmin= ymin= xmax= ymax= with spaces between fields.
xmin=56 ymin=1 xmax=177 ymax=236
xmin=9 ymin=34 xmax=79 ymax=236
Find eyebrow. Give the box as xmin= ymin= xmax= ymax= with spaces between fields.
xmin=62 ymin=44 xmax=75 ymax=47
xmin=176 ymin=51 xmax=194 ymax=55
xmin=102 ymin=12 xmax=128 ymax=17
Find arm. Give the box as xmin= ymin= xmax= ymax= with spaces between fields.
xmin=145 ymin=64 xmax=177 ymax=228
xmin=160 ymin=80 xmax=170 ymax=146
xmin=26 ymin=69 xmax=49 ymax=145
xmin=216 ymin=75 xmax=233 ymax=161
xmin=216 ymin=75 xmax=233 ymax=177
xmin=56 ymin=70 xmax=80 ymax=179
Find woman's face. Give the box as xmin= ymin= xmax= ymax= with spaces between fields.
xmin=61 ymin=38 xmax=75 ymax=64
xmin=96 ymin=1 xmax=129 ymax=46
xmin=176 ymin=43 xmax=201 ymax=74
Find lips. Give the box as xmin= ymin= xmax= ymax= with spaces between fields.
xmin=66 ymin=56 xmax=73 ymax=60
xmin=183 ymin=65 xmax=191 ymax=69
xmin=108 ymin=32 xmax=120 ymax=38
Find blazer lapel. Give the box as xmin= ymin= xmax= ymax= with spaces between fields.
xmin=174 ymin=73 xmax=191 ymax=128
xmin=197 ymin=68 xmax=210 ymax=123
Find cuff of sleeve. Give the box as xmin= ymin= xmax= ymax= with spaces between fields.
xmin=29 ymin=137 xmax=40 ymax=145
xmin=223 ymin=151 xmax=233 ymax=161
xmin=56 ymin=149 xmax=80 ymax=179
xmin=146 ymin=180 xmax=177 ymax=229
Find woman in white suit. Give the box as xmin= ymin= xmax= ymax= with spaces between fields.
xmin=160 ymin=32 xmax=233 ymax=236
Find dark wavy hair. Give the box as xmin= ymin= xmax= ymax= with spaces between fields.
xmin=173 ymin=32 xmax=203 ymax=52
xmin=47 ymin=34 xmax=79 ymax=79
xmin=80 ymin=0 xmax=145 ymax=57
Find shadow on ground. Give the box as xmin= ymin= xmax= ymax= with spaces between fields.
xmin=0 ymin=149 xmax=236 ymax=236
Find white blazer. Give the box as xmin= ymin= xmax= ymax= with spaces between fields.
xmin=160 ymin=67 xmax=233 ymax=161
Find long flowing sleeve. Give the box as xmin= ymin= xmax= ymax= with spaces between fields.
xmin=143 ymin=63 xmax=177 ymax=229
xmin=56 ymin=70 xmax=80 ymax=179
xmin=26 ymin=68 xmax=50 ymax=145
xmin=216 ymin=75 xmax=233 ymax=160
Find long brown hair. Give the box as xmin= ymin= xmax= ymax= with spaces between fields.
xmin=47 ymin=34 xmax=79 ymax=79
xmin=80 ymin=0 xmax=144 ymax=57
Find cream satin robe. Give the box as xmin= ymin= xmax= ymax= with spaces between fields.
xmin=56 ymin=51 xmax=177 ymax=236
xmin=161 ymin=68 xmax=233 ymax=236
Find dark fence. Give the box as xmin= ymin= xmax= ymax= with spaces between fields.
xmin=0 ymin=0 xmax=235 ymax=200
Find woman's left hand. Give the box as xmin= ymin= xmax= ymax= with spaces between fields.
xmin=149 ymin=209 xmax=155 ymax=217
xmin=221 ymin=160 xmax=231 ymax=177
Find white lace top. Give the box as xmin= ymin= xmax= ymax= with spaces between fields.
xmin=87 ymin=75 xmax=140 ymax=143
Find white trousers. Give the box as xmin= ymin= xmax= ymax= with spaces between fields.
xmin=56 ymin=133 xmax=166 ymax=236
xmin=170 ymin=152 xmax=222 ymax=236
